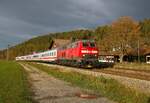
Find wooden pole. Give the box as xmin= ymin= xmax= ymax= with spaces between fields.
xmin=7 ymin=44 xmax=10 ymax=61
xmin=138 ymin=40 xmax=140 ymax=63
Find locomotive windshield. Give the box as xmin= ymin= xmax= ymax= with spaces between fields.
xmin=82 ymin=40 xmax=96 ymax=47
xmin=90 ymin=42 xmax=95 ymax=47
xmin=82 ymin=42 xmax=89 ymax=47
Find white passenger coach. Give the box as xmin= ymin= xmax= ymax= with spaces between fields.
xmin=16 ymin=49 xmax=57 ymax=63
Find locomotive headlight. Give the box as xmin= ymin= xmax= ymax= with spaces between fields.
xmin=83 ymin=54 xmax=85 ymax=57
xmin=92 ymin=50 xmax=98 ymax=53
xmin=81 ymin=50 xmax=88 ymax=53
xmin=95 ymin=54 xmax=97 ymax=56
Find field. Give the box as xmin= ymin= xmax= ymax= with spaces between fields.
xmin=0 ymin=61 xmax=32 ymax=103
xmin=29 ymin=62 xmax=150 ymax=103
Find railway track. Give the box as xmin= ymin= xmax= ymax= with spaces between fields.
xmin=36 ymin=62 xmax=150 ymax=81
xmin=92 ymin=68 xmax=150 ymax=81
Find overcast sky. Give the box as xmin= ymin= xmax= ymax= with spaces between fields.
xmin=0 ymin=0 xmax=150 ymax=50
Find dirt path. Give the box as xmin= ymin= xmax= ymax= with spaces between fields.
xmin=20 ymin=63 xmax=115 ymax=103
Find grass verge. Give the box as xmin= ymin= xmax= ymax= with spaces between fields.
xmin=0 ymin=61 xmax=33 ymax=103
xmin=29 ymin=62 xmax=150 ymax=103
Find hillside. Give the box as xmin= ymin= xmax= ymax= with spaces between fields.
xmin=0 ymin=29 xmax=94 ymax=60
xmin=0 ymin=35 xmax=53 ymax=60
xmin=0 ymin=17 xmax=150 ymax=61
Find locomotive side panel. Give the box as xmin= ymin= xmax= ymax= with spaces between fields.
xmin=57 ymin=40 xmax=99 ymax=68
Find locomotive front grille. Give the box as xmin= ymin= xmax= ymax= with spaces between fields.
xmin=81 ymin=54 xmax=99 ymax=68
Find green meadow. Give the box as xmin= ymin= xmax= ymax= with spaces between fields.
xmin=0 ymin=61 xmax=32 ymax=103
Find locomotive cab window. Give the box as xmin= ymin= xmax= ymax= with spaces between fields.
xmin=82 ymin=42 xmax=89 ymax=47
xmin=90 ymin=42 xmax=95 ymax=47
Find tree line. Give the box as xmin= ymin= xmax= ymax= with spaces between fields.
xmin=0 ymin=16 xmax=150 ymax=62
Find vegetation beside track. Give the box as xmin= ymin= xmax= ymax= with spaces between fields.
xmin=0 ymin=61 xmax=33 ymax=103
xmin=114 ymin=62 xmax=150 ymax=70
xmin=29 ymin=62 xmax=150 ymax=103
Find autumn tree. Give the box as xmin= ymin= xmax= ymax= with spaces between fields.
xmin=95 ymin=25 xmax=111 ymax=50
xmin=95 ymin=25 xmax=111 ymax=40
xmin=140 ymin=19 xmax=150 ymax=46
xmin=103 ymin=16 xmax=141 ymax=62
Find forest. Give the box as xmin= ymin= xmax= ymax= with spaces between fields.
xmin=0 ymin=16 xmax=150 ymax=62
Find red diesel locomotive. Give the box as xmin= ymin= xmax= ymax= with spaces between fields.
xmin=16 ymin=39 xmax=99 ymax=68
xmin=57 ymin=40 xmax=99 ymax=68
